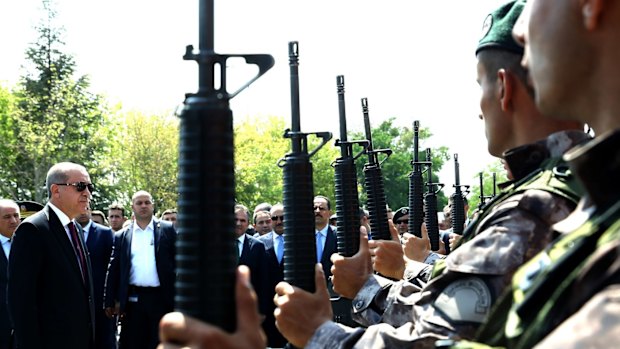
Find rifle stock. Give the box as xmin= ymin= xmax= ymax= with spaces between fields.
xmin=175 ymin=0 xmax=274 ymax=332
xmin=361 ymin=98 xmax=392 ymax=241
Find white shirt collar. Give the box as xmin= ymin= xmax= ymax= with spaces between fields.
xmin=0 ymin=235 xmax=10 ymax=244
xmin=237 ymin=233 xmax=246 ymax=244
xmin=316 ymin=225 xmax=328 ymax=237
xmin=48 ymin=202 xmax=71 ymax=227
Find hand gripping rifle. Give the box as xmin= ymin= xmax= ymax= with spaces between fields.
xmin=423 ymin=148 xmax=444 ymax=251
xmin=333 ymin=76 xmax=368 ymax=257
xmin=330 ymin=75 xmax=367 ymax=328
xmin=450 ymin=154 xmax=470 ymax=236
xmin=175 ymin=0 xmax=274 ymax=332
xmin=278 ymin=42 xmax=332 ymax=293
xmin=361 ymin=98 xmax=392 ymax=241
xmin=408 ymin=121 xmax=427 ymax=238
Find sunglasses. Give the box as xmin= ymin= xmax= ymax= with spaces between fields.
xmin=55 ymin=182 xmax=95 ymax=193
xmin=396 ymin=220 xmax=409 ymax=225
xmin=271 ymin=215 xmax=284 ymax=222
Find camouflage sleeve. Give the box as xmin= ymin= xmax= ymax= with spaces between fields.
xmin=409 ymin=189 xmax=577 ymax=340
xmin=307 ymin=190 xmax=576 ymax=348
xmin=533 ymin=285 xmax=620 ymax=349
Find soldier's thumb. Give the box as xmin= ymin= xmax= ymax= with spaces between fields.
xmin=314 ymin=263 xmax=329 ymax=297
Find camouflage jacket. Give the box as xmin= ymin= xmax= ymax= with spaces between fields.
xmin=454 ymin=129 xmax=620 ymax=349
xmin=305 ymin=130 xmax=590 ymax=349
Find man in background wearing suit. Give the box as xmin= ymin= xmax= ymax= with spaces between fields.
xmin=0 ymin=199 xmax=20 ymax=348
xmin=234 ymin=205 xmax=270 ymax=341
xmin=104 ymin=190 xmax=176 ymax=349
xmin=258 ymin=203 xmax=287 ymax=347
xmin=8 ymin=162 xmax=96 ymax=349
xmin=76 ymin=207 xmax=116 ymax=349
xmin=314 ymin=195 xmax=337 ymax=280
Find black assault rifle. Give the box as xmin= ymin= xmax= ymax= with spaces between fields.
xmin=330 ymin=75 xmax=367 ymax=327
xmin=175 ymin=0 xmax=274 ymax=331
xmin=278 ymin=42 xmax=332 ymax=293
xmin=477 ymin=172 xmax=497 ymax=210
xmin=361 ymin=98 xmax=392 ymax=241
xmin=408 ymin=121 xmax=426 ymax=238
xmin=450 ymin=154 xmax=470 ymax=236
xmin=333 ymin=75 xmax=368 ymax=257
xmin=423 ymin=148 xmax=444 ymax=251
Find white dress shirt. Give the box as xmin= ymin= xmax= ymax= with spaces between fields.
xmin=129 ymin=219 xmax=160 ymax=287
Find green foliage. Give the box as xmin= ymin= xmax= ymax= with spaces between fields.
xmin=110 ymin=110 xmax=179 ymax=215
xmin=233 ymin=115 xmax=340 ymax=211
xmin=1 ymin=1 xmax=110 ymax=203
xmin=468 ymin=160 xmax=509 ymax=215
xmin=351 ymin=117 xmax=450 ymax=212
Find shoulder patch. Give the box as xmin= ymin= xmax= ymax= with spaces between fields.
xmin=434 ymin=277 xmax=492 ymax=323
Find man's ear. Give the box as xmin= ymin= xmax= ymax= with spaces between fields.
xmin=497 ymin=68 xmax=514 ymax=112
xmin=582 ymin=0 xmax=604 ymax=30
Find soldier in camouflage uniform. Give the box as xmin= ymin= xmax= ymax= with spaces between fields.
xmin=447 ymin=0 xmax=620 ymax=348
xmin=273 ymin=1 xmax=592 ymax=348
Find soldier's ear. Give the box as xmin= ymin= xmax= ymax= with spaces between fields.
xmin=497 ymin=68 xmax=514 ymax=112
xmin=582 ymin=0 xmax=603 ymax=31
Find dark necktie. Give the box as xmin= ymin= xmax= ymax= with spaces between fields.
xmin=69 ymin=223 xmax=88 ymax=284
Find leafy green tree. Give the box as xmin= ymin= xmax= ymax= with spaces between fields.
xmin=2 ymin=0 xmax=110 ymax=203
xmin=110 ymin=110 xmax=179 ymax=215
xmin=233 ymin=115 xmax=340 ymax=211
xmin=0 ymin=84 xmax=19 ymax=199
xmin=351 ymin=117 xmax=450 ymax=212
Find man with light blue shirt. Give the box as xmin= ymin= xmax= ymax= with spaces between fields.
xmin=313 ymin=195 xmax=337 ymax=280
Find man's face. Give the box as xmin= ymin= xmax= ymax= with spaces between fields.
xmin=514 ymin=0 xmax=586 ymax=120
xmin=313 ymin=198 xmax=331 ymax=229
xmin=92 ymin=214 xmax=105 ymax=226
xmin=395 ymin=214 xmax=410 ymax=235
xmin=108 ymin=209 xmax=125 ymax=231
xmin=476 ymin=57 xmax=510 ymax=157
xmin=235 ymin=210 xmax=249 ymax=237
xmin=53 ymin=169 xmax=92 ymax=219
xmin=162 ymin=213 xmax=177 ymax=227
xmin=76 ymin=207 xmax=92 ymax=226
xmin=0 ymin=205 xmax=20 ymax=239
xmin=270 ymin=207 xmax=284 ymax=235
xmin=132 ymin=194 xmax=154 ymax=221
xmin=255 ymin=213 xmax=272 ymax=235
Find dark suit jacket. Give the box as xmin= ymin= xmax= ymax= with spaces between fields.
xmin=85 ymin=222 xmax=114 ymax=310
xmin=257 ymin=232 xmax=287 ymax=347
xmin=0 ymin=244 xmax=10 ymax=347
xmin=238 ymin=234 xmax=269 ymax=315
xmin=319 ymin=225 xmax=338 ymax=279
xmin=104 ymin=218 xmax=176 ymax=313
xmin=8 ymin=205 xmax=95 ymax=349
xmin=84 ymin=222 xmax=116 ymax=349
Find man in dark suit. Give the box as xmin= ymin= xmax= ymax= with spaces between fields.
xmin=234 ymin=205 xmax=269 ymax=317
xmin=8 ymin=162 xmax=96 ymax=349
xmin=76 ymin=207 xmax=116 ymax=349
xmin=313 ymin=195 xmax=337 ymax=280
xmin=104 ymin=190 xmax=176 ymax=349
xmin=257 ymin=203 xmax=287 ymax=347
xmin=0 ymin=199 xmax=20 ymax=348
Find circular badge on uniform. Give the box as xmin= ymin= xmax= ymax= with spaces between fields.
xmin=481 ymin=14 xmax=493 ymax=40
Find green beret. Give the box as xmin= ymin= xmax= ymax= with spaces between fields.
xmin=393 ymin=207 xmax=409 ymax=222
xmin=476 ymin=0 xmax=526 ymax=55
